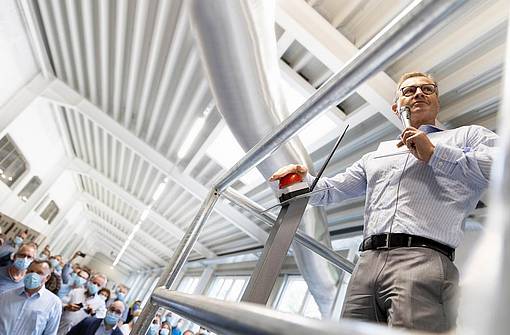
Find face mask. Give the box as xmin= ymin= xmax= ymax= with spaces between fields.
xmin=104 ymin=312 xmax=120 ymax=326
xmin=148 ymin=325 xmax=158 ymax=335
xmin=117 ymin=293 xmax=125 ymax=301
xmin=99 ymin=294 xmax=108 ymax=301
xmin=74 ymin=276 xmax=87 ymax=287
xmin=14 ymin=236 xmax=23 ymax=246
xmin=159 ymin=329 xmax=170 ymax=335
xmin=49 ymin=259 xmax=59 ymax=269
xmin=24 ymin=272 xmax=43 ymax=290
xmin=87 ymin=282 xmax=99 ymax=294
xmin=133 ymin=303 xmax=140 ymax=311
xmin=13 ymin=257 xmax=32 ymax=270
xmin=39 ymin=254 xmax=48 ymax=260
xmin=71 ymin=272 xmax=78 ymax=279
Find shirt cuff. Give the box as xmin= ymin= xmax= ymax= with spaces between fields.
xmin=428 ymin=142 xmax=463 ymax=174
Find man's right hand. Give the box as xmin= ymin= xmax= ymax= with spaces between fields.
xmin=269 ymin=164 xmax=308 ymax=182
xmin=64 ymin=304 xmax=82 ymax=312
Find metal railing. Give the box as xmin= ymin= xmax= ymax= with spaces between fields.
xmin=150 ymin=288 xmax=413 ymax=335
xmin=132 ymin=0 xmax=467 ymax=333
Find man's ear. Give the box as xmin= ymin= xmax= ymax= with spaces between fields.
xmin=391 ymin=102 xmax=398 ymax=115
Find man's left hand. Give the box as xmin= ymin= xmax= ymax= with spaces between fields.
xmin=397 ymin=127 xmax=435 ymax=162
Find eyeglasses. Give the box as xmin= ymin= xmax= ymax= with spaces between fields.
xmin=400 ymin=84 xmax=437 ymax=97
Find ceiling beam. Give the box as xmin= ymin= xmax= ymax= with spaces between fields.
xmin=275 ymin=0 xmax=402 ymax=129
xmin=40 ymin=78 xmax=269 ymax=244
xmin=81 ymin=192 xmax=178 ymax=260
xmin=85 ymin=210 xmax=164 ymax=268
xmin=68 ymin=157 xmax=215 ymax=258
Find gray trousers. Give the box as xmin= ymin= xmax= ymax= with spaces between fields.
xmin=341 ymin=247 xmax=459 ymax=333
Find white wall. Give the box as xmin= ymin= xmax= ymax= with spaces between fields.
xmin=0 ymin=0 xmax=38 ymax=107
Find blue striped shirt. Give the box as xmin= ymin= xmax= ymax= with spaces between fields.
xmin=0 ymin=286 xmax=62 ymax=335
xmin=309 ymin=124 xmax=498 ymax=248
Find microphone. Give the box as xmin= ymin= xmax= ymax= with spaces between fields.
xmin=399 ymin=105 xmax=411 ymax=128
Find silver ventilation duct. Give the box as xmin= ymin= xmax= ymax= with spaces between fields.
xmin=188 ymin=0 xmax=339 ymax=317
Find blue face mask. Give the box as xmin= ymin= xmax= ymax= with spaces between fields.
xmin=49 ymin=259 xmax=60 ymax=270
xmin=74 ymin=276 xmax=87 ymax=287
xmin=13 ymin=257 xmax=32 ymax=270
xmin=14 ymin=236 xmax=23 ymax=246
xmin=87 ymin=282 xmax=99 ymax=294
xmin=159 ymin=329 xmax=170 ymax=335
xmin=117 ymin=292 xmax=125 ymax=301
xmin=148 ymin=324 xmax=159 ymax=335
xmin=104 ymin=312 xmax=120 ymax=326
xmin=24 ymin=272 xmax=42 ymax=290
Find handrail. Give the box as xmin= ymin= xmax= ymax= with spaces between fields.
xmin=150 ymin=287 xmax=414 ymax=335
xmin=213 ymin=0 xmax=465 ymax=192
xmin=223 ymin=188 xmax=356 ymax=273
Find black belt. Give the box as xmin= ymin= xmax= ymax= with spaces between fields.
xmin=359 ymin=233 xmax=455 ymax=261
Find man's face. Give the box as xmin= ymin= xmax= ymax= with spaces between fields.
xmin=109 ymin=301 xmax=125 ymax=315
xmin=392 ymin=76 xmax=440 ymax=128
xmin=27 ymin=262 xmax=51 ymax=286
xmin=78 ymin=270 xmax=90 ymax=281
xmin=91 ymin=276 xmax=106 ymax=288
xmin=16 ymin=245 xmax=36 ymax=260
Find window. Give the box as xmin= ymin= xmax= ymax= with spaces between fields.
xmin=206 ymin=276 xmax=249 ymax=302
xmin=0 ymin=135 xmax=28 ymax=187
xmin=274 ymin=276 xmax=321 ymax=319
xmin=177 ymin=276 xmax=200 ymax=294
xmin=18 ymin=176 xmax=41 ymax=201
xmin=40 ymin=200 xmax=59 ymax=224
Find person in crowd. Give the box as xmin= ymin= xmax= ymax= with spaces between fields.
xmin=182 ymin=331 xmax=194 ymax=335
xmin=58 ymin=268 xmax=90 ymax=298
xmin=46 ymin=254 xmax=64 ymax=295
xmin=159 ymin=322 xmax=171 ymax=335
xmin=57 ymin=273 xmax=108 ymax=335
xmin=98 ymin=287 xmax=111 ymax=303
xmin=0 ymin=230 xmax=28 ymax=266
xmin=116 ymin=285 xmax=130 ymax=321
xmin=0 ymin=233 xmax=7 ymax=247
xmin=270 ymin=71 xmax=498 ymax=332
xmin=171 ymin=319 xmax=184 ymax=335
xmin=119 ymin=309 xmax=140 ymax=334
xmin=66 ymin=300 xmax=125 ymax=335
xmin=39 ymin=244 xmax=51 ymax=260
xmin=0 ymin=243 xmax=36 ymax=294
xmin=126 ymin=299 xmax=142 ymax=323
xmin=0 ymin=260 xmax=62 ymax=334
xmin=62 ymin=251 xmax=85 ymax=284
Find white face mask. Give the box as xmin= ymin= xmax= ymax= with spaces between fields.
xmin=99 ymin=295 xmax=107 ymax=301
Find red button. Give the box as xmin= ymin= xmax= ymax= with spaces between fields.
xmin=279 ymin=173 xmax=303 ymax=189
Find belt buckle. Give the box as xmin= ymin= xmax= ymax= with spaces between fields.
xmin=377 ymin=233 xmax=391 ymax=249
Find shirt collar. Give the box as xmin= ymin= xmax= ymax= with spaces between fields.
xmin=419 ymin=124 xmax=444 ymax=134
xmin=17 ymin=286 xmax=42 ymax=298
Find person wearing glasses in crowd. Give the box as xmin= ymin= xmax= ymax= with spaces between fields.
xmin=0 ymin=243 xmax=36 ymax=294
xmin=0 ymin=260 xmax=62 ymax=335
xmin=0 ymin=230 xmax=28 ymax=266
xmin=270 ymin=72 xmax=498 ymax=332
xmin=66 ymin=300 xmax=125 ymax=335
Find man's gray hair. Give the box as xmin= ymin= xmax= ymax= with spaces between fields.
xmin=91 ymin=273 xmax=108 ymax=287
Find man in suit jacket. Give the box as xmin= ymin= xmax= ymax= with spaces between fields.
xmin=66 ymin=301 xmax=124 ymax=335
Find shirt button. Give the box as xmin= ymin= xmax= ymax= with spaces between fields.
xmin=441 ymin=154 xmax=447 ymax=160
xmin=438 ymin=162 xmax=443 ymax=167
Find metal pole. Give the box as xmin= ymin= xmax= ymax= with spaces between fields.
xmin=223 ymin=188 xmax=355 ymax=273
xmin=150 ymin=288 xmax=403 ymax=335
xmin=132 ymin=189 xmax=220 ymax=334
xmin=213 ymin=0 xmax=465 ymax=192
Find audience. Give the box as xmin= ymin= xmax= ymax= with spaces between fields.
xmin=0 ymin=238 xmax=199 ymax=335
xmin=0 ymin=260 xmax=62 ymax=334
xmin=67 ymin=300 xmax=125 ymax=335
xmin=57 ymin=273 xmax=108 ymax=334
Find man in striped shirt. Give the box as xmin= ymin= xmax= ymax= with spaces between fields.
xmin=270 ymin=72 xmax=498 ymax=332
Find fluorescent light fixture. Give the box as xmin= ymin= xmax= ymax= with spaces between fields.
xmin=140 ymin=208 xmax=150 ymax=221
xmin=152 ymin=181 xmax=167 ymax=201
xmin=177 ymin=116 xmax=206 ymax=159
